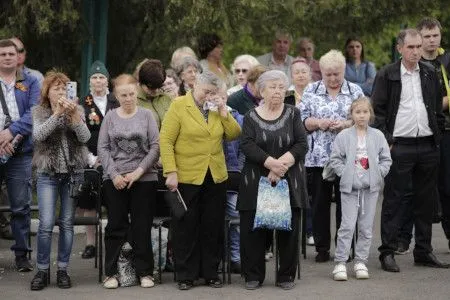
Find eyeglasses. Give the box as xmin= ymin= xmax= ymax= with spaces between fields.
xmin=234 ymin=69 xmax=248 ymax=74
xmin=17 ymin=48 xmax=25 ymax=54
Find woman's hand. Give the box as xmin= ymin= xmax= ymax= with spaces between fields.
xmin=124 ymin=167 xmax=144 ymax=189
xmin=210 ymin=92 xmax=228 ymax=117
xmin=113 ymin=175 xmax=128 ymax=190
xmin=165 ymin=172 xmax=178 ymax=192
xmin=317 ymin=119 xmax=332 ymax=131
xmin=264 ymin=156 xmax=288 ymax=176
xmin=268 ymin=170 xmax=281 ymax=185
xmin=329 ymin=120 xmax=351 ymax=132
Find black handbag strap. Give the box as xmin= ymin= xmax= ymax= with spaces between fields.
xmin=0 ymin=84 xmax=12 ymax=127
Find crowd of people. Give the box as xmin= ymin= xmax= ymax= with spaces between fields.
xmin=0 ymin=16 xmax=449 ymax=293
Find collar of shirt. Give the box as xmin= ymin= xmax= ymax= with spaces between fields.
xmin=400 ymin=61 xmax=420 ymax=76
xmin=313 ymin=80 xmax=353 ymax=96
xmin=270 ymin=53 xmax=289 ymax=66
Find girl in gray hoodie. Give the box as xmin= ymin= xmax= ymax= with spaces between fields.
xmin=329 ymin=97 xmax=392 ymax=281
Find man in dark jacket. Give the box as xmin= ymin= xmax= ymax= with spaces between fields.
xmin=373 ymin=29 xmax=449 ymax=272
xmin=0 ymin=39 xmax=39 ymax=272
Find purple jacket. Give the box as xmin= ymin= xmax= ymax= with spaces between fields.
xmin=9 ymin=70 xmax=40 ymax=154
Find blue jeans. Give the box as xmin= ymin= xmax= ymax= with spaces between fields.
xmin=36 ymin=172 xmax=75 ymax=270
xmin=0 ymin=154 xmax=32 ymax=256
xmin=226 ymin=192 xmax=240 ymax=263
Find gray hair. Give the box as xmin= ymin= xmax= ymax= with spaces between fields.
xmin=275 ymin=29 xmax=293 ymax=43
xmin=319 ymin=50 xmax=346 ymax=71
xmin=174 ymin=56 xmax=202 ymax=77
xmin=165 ymin=68 xmax=181 ymax=86
xmin=196 ymin=71 xmax=226 ymax=91
xmin=232 ymin=54 xmax=259 ymax=71
xmin=170 ymin=46 xmax=197 ymax=69
xmin=397 ymin=28 xmax=421 ymax=46
xmin=255 ymin=70 xmax=289 ymax=94
xmin=296 ymin=37 xmax=315 ymax=51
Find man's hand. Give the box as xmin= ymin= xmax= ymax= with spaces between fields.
xmin=0 ymin=128 xmax=13 ymax=149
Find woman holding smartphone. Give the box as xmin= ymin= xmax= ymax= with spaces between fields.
xmin=30 ymin=71 xmax=91 ymax=290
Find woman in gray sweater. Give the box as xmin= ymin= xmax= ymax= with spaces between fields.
xmin=30 ymin=71 xmax=91 ymax=290
xmin=98 ymin=74 xmax=160 ymax=289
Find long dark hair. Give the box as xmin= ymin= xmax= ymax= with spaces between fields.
xmin=344 ymin=37 xmax=365 ymax=62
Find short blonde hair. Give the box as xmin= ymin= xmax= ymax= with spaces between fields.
xmin=319 ymin=50 xmax=346 ymax=71
xmin=232 ymin=54 xmax=259 ymax=71
xmin=349 ymin=97 xmax=375 ymax=124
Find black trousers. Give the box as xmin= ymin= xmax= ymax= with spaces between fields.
xmin=240 ymin=208 xmax=299 ymax=283
xmin=307 ymin=167 xmax=342 ymax=253
xmin=103 ymin=180 xmax=156 ymax=277
xmin=379 ymin=137 xmax=439 ymax=256
xmin=172 ymin=171 xmax=226 ymax=282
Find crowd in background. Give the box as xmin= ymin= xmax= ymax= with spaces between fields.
xmin=0 ymin=16 xmax=449 ymax=292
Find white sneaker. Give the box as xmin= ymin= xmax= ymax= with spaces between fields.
xmin=307 ymin=236 xmax=315 ymax=246
xmin=354 ymin=262 xmax=369 ymax=279
xmin=332 ymin=263 xmax=347 ymax=281
xmin=140 ymin=276 xmax=155 ymax=288
xmin=103 ymin=276 xmax=119 ymax=289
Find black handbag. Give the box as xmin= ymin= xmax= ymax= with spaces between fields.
xmin=60 ymin=144 xmax=90 ymax=200
xmin=164 ymin=189 xmax=187 ymax=219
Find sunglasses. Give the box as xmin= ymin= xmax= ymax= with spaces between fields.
xmin=17 ymin=48 xmax=25 ymax=54
xmin=235 ymin=68 xmax=248 ymax=74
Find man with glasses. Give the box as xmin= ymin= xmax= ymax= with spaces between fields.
xmin=10 ymin=37 xmax=43 ymax=87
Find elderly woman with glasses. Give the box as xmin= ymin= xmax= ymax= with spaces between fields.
xmin=227 ymin=54 xmax=260 ymax=96
xmin=160 ymin=71 xmax=241 ymax=290
xmin=237 ymin=70 xmax=308 ymax=290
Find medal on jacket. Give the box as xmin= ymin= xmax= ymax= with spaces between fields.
xmin=88 ymin=108 xmax=100 ymax=125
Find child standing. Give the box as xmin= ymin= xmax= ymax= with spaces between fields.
xmin=329 ymin=97 xmax=392 ymax=280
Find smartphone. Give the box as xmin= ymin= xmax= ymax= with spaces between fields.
xmin=66 ymin=81 xmax=77 ymax=101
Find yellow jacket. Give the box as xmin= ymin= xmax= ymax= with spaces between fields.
xmin=160 ymin=91 xmax=241 ymax=184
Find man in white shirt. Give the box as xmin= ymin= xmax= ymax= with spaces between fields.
xmin=257 ymin=30 xmax=293 ymax=76
xmin=372 ymin=29 xmax=449 ymax=272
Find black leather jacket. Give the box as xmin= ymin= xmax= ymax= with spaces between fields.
xmin=372 ymin=60 xmax=444 ymax=145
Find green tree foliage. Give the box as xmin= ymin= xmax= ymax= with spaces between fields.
xmin=0 ymin=0 xmax=449 ymax=81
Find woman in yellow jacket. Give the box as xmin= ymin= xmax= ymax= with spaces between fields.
xmin=160 ymin=71 xmax=241 ymax=290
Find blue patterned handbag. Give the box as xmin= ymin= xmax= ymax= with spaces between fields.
xmin=253 ymin=176 xmax=292 ymax=231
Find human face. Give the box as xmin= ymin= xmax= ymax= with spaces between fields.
xmin=351 ymin=102 xmax=371 ymax=128
xmin=10 ymin=38 xmax=25 ymax=67
xmin=233 ymin=62 xmax=250 ymax=86
xmin=180 ymin=65 xmax=198 ymax=88
xmin=346 ymin=40 xmax=362 ymax=61
xmin=298 ymin=41 xmax=314 ymax=60
xmin=291 ymin=62 xmax=311 ymax=88
xmin=162 ymin=76 xmax=179 ymax=98
xmin=89 ymin=73 xmax=108 ymax=95
xmin=48 ymin=82 xmax=66 ymax=109
xmin=321 ymin=66 xmax=345 ymax=90
xmin=420 ymin=26 xmax=441 ymax=54
xmin=208 ymin=45 xmax=223 ymax=61
xmin=273 ymin=36 xmax=291 ymax=58
xmin=397 ymin=34 xmax=422 ymax=69
xmin=0 ymin=46 xmax=18 ymax=72
xmin=115 ymin=83 xmax=137 ymax=112
xmin=260 ymin=79 xmax=287 ymax=106
xmin=192 ymin=82 xmax=218 ymax=105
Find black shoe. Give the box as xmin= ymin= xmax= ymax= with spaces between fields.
xmin=380 ymin=254 xmax=400 ymax=272
xmin=30 ymin=270 xmax=48 ymax=291
xmin=177 ymin=280 xmax=193 ymax=290
xmin=315 ymin=251 xmax=330 ymax=262
xmin=414 ymin=252 xmax=450 ymax=268
xmin=15 ymin=255 xmax=33 ymax=272
xmin=230 ymin=261 xmax=241 ymax=274
xmin=276 ymin=281 xmax=296 ymax=290
xmin=205 ymin=278 xmax=223 ymax=288
xmin=81 ymin=245 xmax=96 ymax=259
xmin=395 ymin=242 xmax=410 ymax=255
xmin=245 ymin=280 xmax=261 ymax=290
xmin=56 ymin=270 xmax=72 ymax=288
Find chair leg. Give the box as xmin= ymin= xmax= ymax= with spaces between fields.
xmin=94 ymin=225 xmax=98 ymax=269
xmin=98 ymin=222 xmax=103 ymax=283
xmin=158 ymin=225 xmax=162 ymax=283
xmin=302 ymin=208 xmax=307 ymax=259
xmin=274 ymin=230 xmax=278 ymax=285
